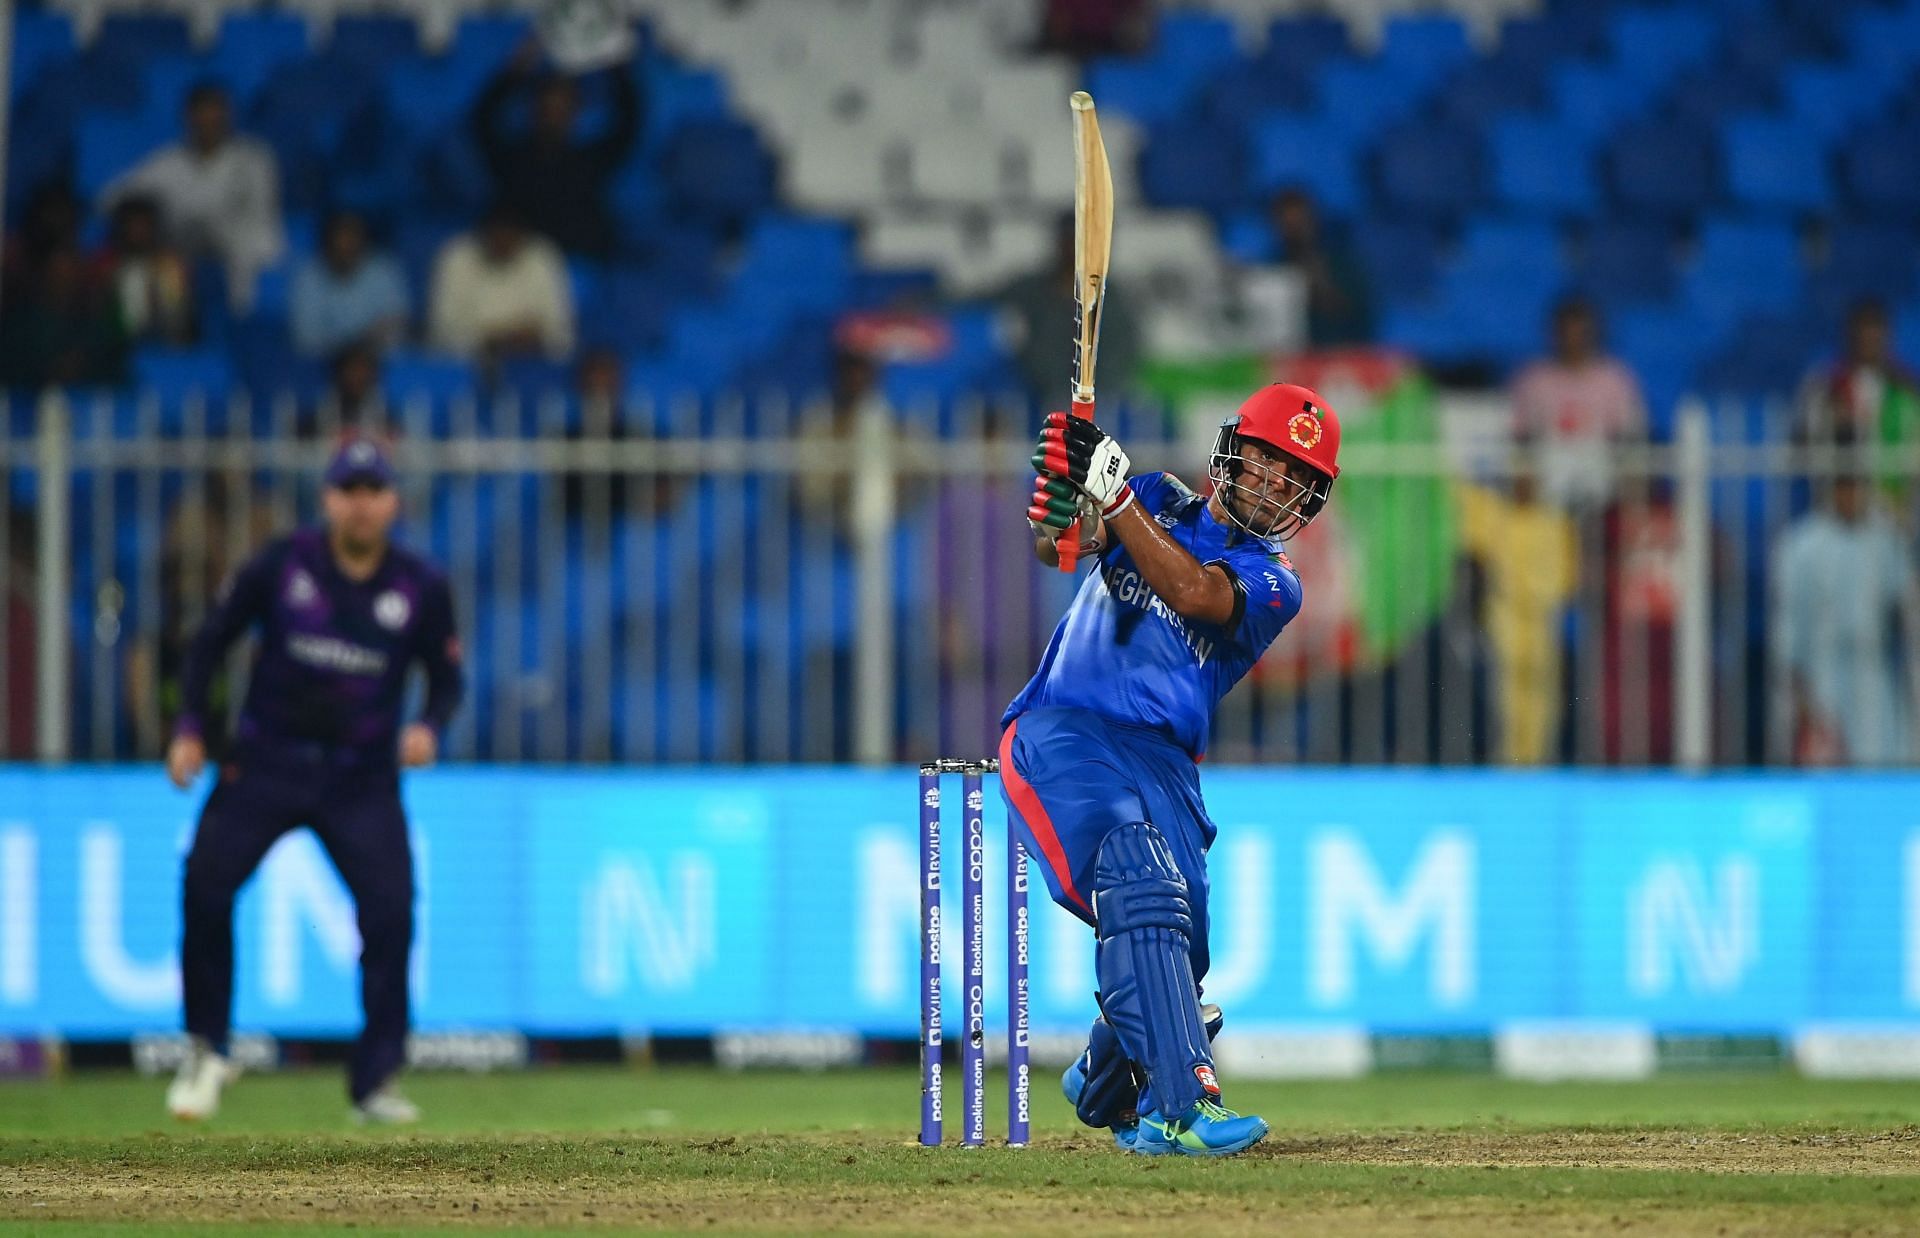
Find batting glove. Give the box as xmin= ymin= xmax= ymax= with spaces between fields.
xmin=1027 ymin=473 xmax=1084 ymax=533
xmin=1032 ymin=411 xmax=1135 ymax=519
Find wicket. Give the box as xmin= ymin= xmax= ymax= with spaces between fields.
xmin=918 ymin=758 xmax=1030 ymax=1148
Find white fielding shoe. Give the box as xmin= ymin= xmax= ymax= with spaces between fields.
xmin=353 ymin=1085 xmax=421 ymax=1126
xmin=166 ymin=1040 xmax=237 ymax=1121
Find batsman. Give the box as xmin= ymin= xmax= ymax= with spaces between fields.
xmin=998 ymin=93 xmax=1342 ymax=1157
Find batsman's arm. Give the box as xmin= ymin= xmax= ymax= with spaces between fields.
xmin=1103 ymin=503 xmax=1238 ymax=628
xmin=175 ymin=545 xmax=277 ymax=739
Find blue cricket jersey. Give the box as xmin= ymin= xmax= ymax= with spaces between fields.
xmin=1003 ymin=472 xmax=1303 ymax=759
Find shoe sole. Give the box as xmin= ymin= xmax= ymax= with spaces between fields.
xmin=1172 ymin=1120 xmax=1269 ymax=1158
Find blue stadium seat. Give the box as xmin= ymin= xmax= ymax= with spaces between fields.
xmin=641 ymin=65 xmax=729 ymax=153
xmin=1155 ymin=11 xmax=1239 ymax=73
xmin=132 ymin=347 xmax=237 ymax=432
xmin=1140 ymin=121 xmax=1248 ymax=213
xmin=1695 ymin=218 xmax=1799 ymax=277
xmin=1441 ymin=56 xmax=1546 ymax=126
xmin=1724 ymin=117 xmax=1832 ymax=212
xmin=1781 ymin=64 xmax=1901 ymax=140
xmin=1610 ymin=306 xmax=1714 ymax=429
xmin=1606 ymin=121 xmax=1716 ymax=221
xmin=1840 ymin=124 xmax=1920 ymax=219
xmin=1248 ymin=115 xmax=1362 ymax=211
xmin=1315 ymin=60 xmax=1436 ymax=141
xmin=660 ymin=120 xmax=775 ymax=226
xmin=1700 ymin=309 xmax=1829 ymax=396
xmin=449 ymin=14 xmax=533 ymax=73
xmin=1375 ymin=122 xmax=1482 ymax=218
xmin=1606 ymin=6 xmax=1720 ymax=88
xmin=211 ymin=11 xmax=311 ymax=105
xmin=1549 ymin=64 xmax=1659 ymax=140
xmin=738 ymin=216 xmax=853 ymax=279
xmin=1449 ymin=218 xmax=1563 ymax=286
xmin=1258 ymin=15 xmax=1352 ymax=78
xmin=94 ymin=14 xmax=192 ymax=63
xmin=1496 ymin=8 xmax=1610 ymax=64
xmin=1199 ymin=62 xmax=1312 ymax=120
xmin=327 ymin=15 xmax=421 ymax=67
xmin=11 ymin=9 xmax=76 ymax=100
xmin=383 ymin=63 xmax=479 ymax=144
xmin=1666 ymin=65 xmax=1777 ymax=128
xmin=1827 ymin=222 xmax=1919 ymax=296
xmin=1843 ymin=5 xmax=1920 ymax=77
xmin=384 ymin=352 xmax=478 ymax=431
xmin=1684 ymin=218 xmax=1802 ymax=330
xmin=1352 ymin=217 xmax=1441 ymax=300
xmin=1083 ymin=60 xmax=1190 ymax=127
xmin=1490 ymin=118 xmax=1597 ymax=216
xmin=141 ymin=56 xmax=216 ymax=120
xmin=1377 ymin=15 xmax=1473 ymax=84
xmin=1575 ymin=222 xmax=1677 ymax=307
xmin=74 ymin=113 xmax=173 ymax=199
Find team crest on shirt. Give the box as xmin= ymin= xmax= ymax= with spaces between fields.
xmin=374 ymin=589 xmax=411 ymax=630
xmin=285 ymin=569 xmax=318 ymax=609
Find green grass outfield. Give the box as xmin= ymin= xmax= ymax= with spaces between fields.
xmin=4 ymin=1066 xmax=1920 ymax=1235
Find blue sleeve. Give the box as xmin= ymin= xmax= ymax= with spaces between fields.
xmin=1126 ymin=471 xmax=1182 ymax=517
xmin=1206 ymin=543 xmax=1302 ymax=652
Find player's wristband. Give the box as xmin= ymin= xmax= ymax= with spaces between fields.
xmin=1099 ymin=484 xmax=1134 ymax=520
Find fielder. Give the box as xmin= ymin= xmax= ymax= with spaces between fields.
xmin=1003 ymin=383 xmax=1340 ymax=1156
xmin=163 ymin=437 xmax=463 ymax=1123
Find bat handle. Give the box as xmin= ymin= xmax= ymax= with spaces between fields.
xmin=1055 ymin=398 xmax=1097 ymax=571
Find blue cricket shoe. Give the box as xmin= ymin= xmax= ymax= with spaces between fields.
xmin=1061 ymin=1003 xmax=1226 ymax=1152
xmin=1131 ymin=1097 xmax=1270 ymax=1158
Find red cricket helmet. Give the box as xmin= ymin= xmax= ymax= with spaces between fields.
xmin=1208 ymin=382 xmax=1341 ymax=540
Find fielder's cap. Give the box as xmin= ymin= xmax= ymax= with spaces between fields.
xmin=324 ymin=436 xmax=395 ymax=489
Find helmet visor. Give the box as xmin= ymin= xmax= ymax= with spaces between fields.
xmin=1208 ymin=429 xmax=1332 ymax=540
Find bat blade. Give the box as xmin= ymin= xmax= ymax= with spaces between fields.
xmin=1058 ymin=89 xmax=1114 ymax=573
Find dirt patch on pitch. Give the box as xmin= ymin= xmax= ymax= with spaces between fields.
xmin=1256 ymin=1125 xmax=1920 ymax=1176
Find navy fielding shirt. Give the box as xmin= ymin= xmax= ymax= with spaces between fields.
xmin=178 ymin=527 xmax=463 ymax=765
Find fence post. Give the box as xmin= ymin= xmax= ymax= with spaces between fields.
xmin=851 ymin=403 xmax=897 ymax=765
xmin=34 ymin=389 xmax=70 ymax=762
xmin=1674 ymin=400 xmax=1712 ymax=771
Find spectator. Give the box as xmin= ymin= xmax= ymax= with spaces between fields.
xmin=1793 ymin=299 xmax=1920 ymax=505
xmin=1038 ymin=0 xmax=1153 ymax=57
xmin=1510 ymin=297 xmax=1648 ymax=510
xmin=1773 ymin=439 xmax=1920 ymax=767
xmin=3 ymin=182 xmax=82 ymax=294
xmin=564 ymin=348 xmax=674 ymax=523
xmin=0 ymin=246 xmax=126 ymax=387
xmin=1598 ymin=472 xmax=1678 ymax=765
xmin=1271 ymin=187 xmax=1373 ymax=348
xmin=473 ymin=42 xmax=641 ymax=259
xmin=93 ymin=195 xmax=196 ymax=346
xmin=325 ymin=342 xmax=389 ymax=432
xmin=1456 ymin=443 xmax=1577 ymax=764
xmin=102 ymin=81 xmax=284 ymax=312
xmin=427 ymin=203 xmax=575 ymax=362
xmin=996 ymin=214 xmax=1140 ymax=410
xmin=291 ymin=211 xmax=409 ymax=359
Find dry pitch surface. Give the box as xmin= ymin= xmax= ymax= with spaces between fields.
xmin=4 ymin=1066 xmax=1919 ymax=1235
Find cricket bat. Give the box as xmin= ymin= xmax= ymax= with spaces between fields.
xmin=1056 ymin=89 xmax=1114 ymax=572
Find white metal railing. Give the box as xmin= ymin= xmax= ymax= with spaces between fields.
xmin=3 ymin=387 xmax=1917 ymax=769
